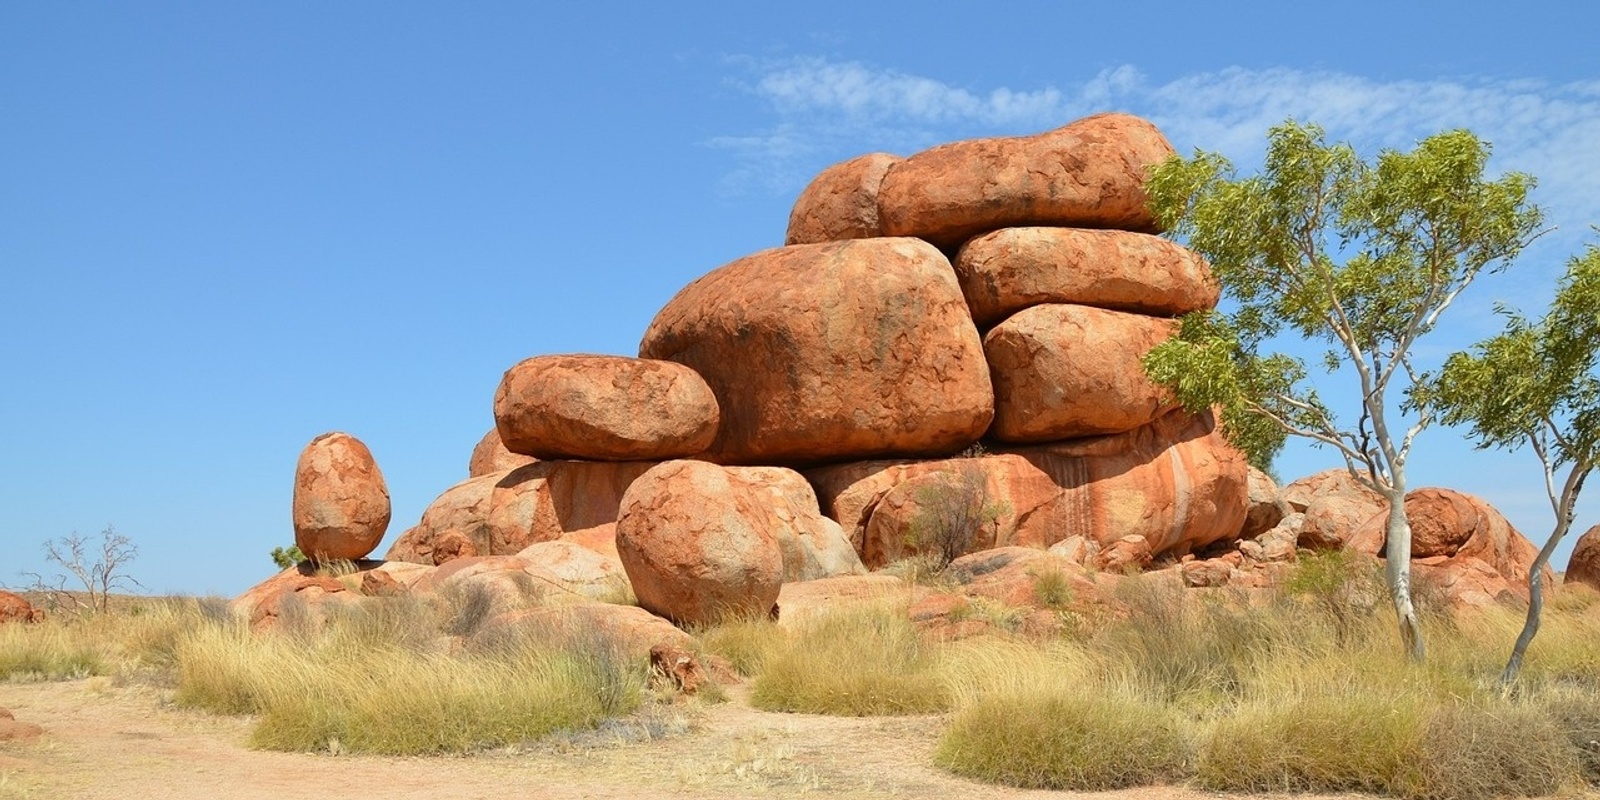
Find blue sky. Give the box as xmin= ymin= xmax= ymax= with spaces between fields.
xmin=4 ymin=3 xmax=1598 ymax=596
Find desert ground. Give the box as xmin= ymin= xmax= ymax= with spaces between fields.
xmin=1 ymin=676 xmax=1366 ymax=800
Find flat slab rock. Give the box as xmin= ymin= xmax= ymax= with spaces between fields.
xmin=494 ymin=354 xmax=719 ymax=462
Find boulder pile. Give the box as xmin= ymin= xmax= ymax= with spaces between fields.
xmin=236 ymin=112 xmax=1558 ymax=649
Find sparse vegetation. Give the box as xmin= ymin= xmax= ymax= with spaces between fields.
xmin=748 ymin=603 xmax=949 ymax=715
xmin=269 ymin=544 xmax=306 ymax=569
xmin=22 ymin=526 xmax=144 ymax=614
xmin=905 ymin=466 xmax=1004 ymax=570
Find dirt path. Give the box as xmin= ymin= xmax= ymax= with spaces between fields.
xmin=1 ymin=678 xmax=1347 ymax=800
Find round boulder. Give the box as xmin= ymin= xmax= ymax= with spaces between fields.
xmin=984 ymin=303 xmax=1176 ymax=442
xmin=615 ymin=460 xmax=786 ymax=626
xmin=954 ymin=227 xmax=1218 ymax=327
xmin=640 ymin=237 xmax=993 ymax=466
xmin=292 ymin=432 xmax=391 ymax=561
xmin=785 ymin=152 xmax=902 ymax=245
xmin=877 ymin=113 xmax=1176 ymax=248
xmin=468 ymin=426 xmax=536 ymax=478
xmin=494 ymin=354 xmax=719 ymax=461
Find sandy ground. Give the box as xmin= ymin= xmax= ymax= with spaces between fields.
xmin=0 ymin=677 xmax=1369 ymax=800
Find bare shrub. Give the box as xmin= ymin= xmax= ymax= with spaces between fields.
xmin=906 ymin=465 xmax=1004 ymax=570
xmin=22 ymin=526 xmax=143 ymax=614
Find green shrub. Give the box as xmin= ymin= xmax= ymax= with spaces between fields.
xmin=936 ymin=689 xmax=1192 ymax=789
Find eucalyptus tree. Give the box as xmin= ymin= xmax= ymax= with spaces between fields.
xmin=1427 ymin=244 xmax=1600 ymax=684
xmin=1141 ymin=121 xmax=1544 ymax=661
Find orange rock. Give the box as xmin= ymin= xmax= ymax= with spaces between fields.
xmin=468 ymin=426 xmax=536 ymax=478
xmin=1352 ymin=487 xmax=1550 ymax=604
xmin=640 ymin=237 xmax=993 ymax=466
xmin=776 ymin=575 xmax=925 ymax=627
xmin=292 ymin=432 xmax=391 ymax=562
xmin=1243 ymin=466 xmax=1289 ymax=538
xmin=785 ymin=152 xmax=901 ymax=245
xmin=1566 ymin=524 xmax=1600 ymax=590
xmin=811 ymin=409 xmax=1250 ymax=566
xmin=0 ymin=590 xmax=39 ymax=624
xmin=230 ymin=563 xmax=363 ymax=632
xmin=1000 ymin=408 xmax=1250 ymax=556
xmin=384 ymin=461 xmax=654 ymax=566
xmin=493 ymin=355 xmax=719 ymax=461
xmin=877 ymin=113 xmax=1176 ymax=248
xmin=984 ymin=304 xmax=1177 ymax=441
xmin=615 ymin=461 xmax=787 ymax=626
xmin=1180 ymin=558 xmax=1234 ymax=588
xmin=954 ymin=227 xmax=1218 ymax=327
xmin=1280 ymin=469 xmax=1387 ymax=552
xmin=1096 ymin=535 xmax=1154 ymax=573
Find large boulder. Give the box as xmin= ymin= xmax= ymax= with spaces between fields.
xmin=384 ymin=460 xmax=654 ymax=566
xmin=1281 ymin=469 xmax=1388 ymax=553
xmin=468 ymin=426 xmax=536 ymax=478
xmin=494 ymin=354 xmax=719 ymax=462
xmin=984 ymin=304 xmax=1176 ymax=442
xmin=615 ymin=461 xmax=787 ymax=626
xmin=639 ymin=237 xmax=993 ymax=466
xmin=954 ymin=227 xmax=1218 ymax=327
xmin=810 ymin=408 xmax=1250 ymax=566
xmin=785 ymin=152 xmax=902 ymax=245
xmin=1566 ymin=524 xmax=1600 ymax=591
xmin=292 ymin=432 xmax=391 ymax=561
xmin=1352 ymin=488 xmax=1549 ymax=605
xmin=876 ymin=113 xmax=1176 ymax=248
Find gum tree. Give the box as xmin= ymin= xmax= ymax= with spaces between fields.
xmin=1141 ymin=121 xmax=1544 ymax=660
xmin=1427 ymin=244 xmax=1600 ymax=684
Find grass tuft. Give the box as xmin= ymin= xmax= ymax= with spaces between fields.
xmin=750 ymin=604 xmax=947 ymax=715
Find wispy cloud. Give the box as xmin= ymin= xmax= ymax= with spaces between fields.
xmin=715 ymin=58 xmax=1600 ymax=274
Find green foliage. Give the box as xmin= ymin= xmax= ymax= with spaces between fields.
xmin=1427 ymin=244 xmax=1600 ymax=683
xmin=1143 ymin=120 xmax=1543 ymax=476
xmin=269 ymin=545 xmax=305 ymax=570
xmin=1144 ymin=120 xmax=1544 ymax=661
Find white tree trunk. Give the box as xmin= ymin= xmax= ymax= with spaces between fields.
xmin=1382 ymin=485 xmax=1426 ymax=662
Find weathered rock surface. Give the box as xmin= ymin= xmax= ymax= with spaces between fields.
xmin=1566 ymin=524 xmax=1600 ymax=591
xmin=468 ymin=427 xmax=537 ymax=478
xmin=229 ymin=562 xmax=370 ymax=631
xmin=1351 ymin=487 xmax=1549 ymax=605
xmin=494 ymin=355 xmax=719 ymax=462
xmin=292 ymin=432 xmax=391 ymax=561
xmin=1281 ymin=469 xmax=1388 ymax=553
xmin=640 ymin=237 xmax=993 ymax=465
xmin=785 ymin=152 xmax=901 ymax=245
xmin=410 ymin=542 xmax=631 ymax=615
xmin=955 ymin=227 xmax=1218 ymax=327
xmin=810 ymin=409 xmax=1249 ymax=567
xmin=615 ymin=461 xmax=787 ymax=626
xmin=0 ymin=590 xmax=41 ymax=623
xmin=984 ymin=304 xmax=1176 ymax=442
xmin=384 ymin=460 xmax=654 ymax=566
xmin=877 ymin=113 xmax=1176 ymax=248
xmin=1243 ymin=466 xmax=1289 ymax=539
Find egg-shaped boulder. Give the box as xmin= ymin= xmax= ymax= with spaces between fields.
xmin=616 ymin=460 xmax=786 ymax=626
xmin=494 ymin=354 xmax=719 ymax=462
xmin=292 ymin=432 xmax=391 ymax=561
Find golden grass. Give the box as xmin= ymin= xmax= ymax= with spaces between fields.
xmin=747 ymin=602 xmax=949 ymax=715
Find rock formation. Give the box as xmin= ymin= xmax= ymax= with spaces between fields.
xmin=236 ymin=111 xmax=1551 ymax=656
xmin=291 ymin=432 xmax=391 ymax=561
xmin=1566 ymin=524 xmax=1600 ymax=590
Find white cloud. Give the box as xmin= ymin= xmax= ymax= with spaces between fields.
xmin=718 ymin=58 xmax=1600 ymax=272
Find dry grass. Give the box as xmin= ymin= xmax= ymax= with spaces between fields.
xmin=746 ymin=602 xmax=949 ymax=715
